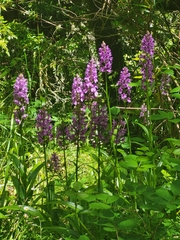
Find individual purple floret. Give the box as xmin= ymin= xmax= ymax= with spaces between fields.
xmin=84 ymin=58 xmax=98 ymax=100
xmin=72 ymin=75 xmax=85 ymax=106
xmin=160 ymin=74 xmax=171 ymax=95
xmin=89 ymin=102 xmax=109 ymax=147
xmin=98 ymin=41 xmax=113 ymax=73
xmin=117 ymin=67 xmax=132 ymax=103
xmin=13 ymin=74 xmax=29 ymax=124
xmin=140 ymin=103 xmax=147 ymax=118
xmin=111 ymin=119 xmax=126 ymax=144
xmin=36 ymin=108 xmax=53 ymax=145
xmin=140 ymin=32 xmax=155 ymax=89
xmin=50 ymin=152 xmax=60 ymax=172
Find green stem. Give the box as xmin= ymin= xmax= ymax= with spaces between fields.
xmin=105 ymin=73 xmax=112 ymax=129
xmin=62 ymin=129 xmax=68 ymax=187
xmin=75 ymin=141 xmax=79 ymax=182
xmin=98 ymin=141 xmax=101 ymax=193
xmin=43 ymin=144 xmax=50 ymax=201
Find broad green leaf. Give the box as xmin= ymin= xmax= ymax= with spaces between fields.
xmin=156 ymin=188 xmax=173 ymax=202
xmin=171 ymin=180 xmax=180 ymax=195
xmin=106 ymin=195 xmax=119 ymax=204
xmin=118 ymin=219 xmax=138 ymax=229
xmin=89 ymin=202 xmax=111 ymax=210
xmin=135 ymin=151 xmax=144 ymax=156
xmin=136 ymin=156 xmax=149 ymax=162
xmin=111 ymin=106 xmax=120 ymax=116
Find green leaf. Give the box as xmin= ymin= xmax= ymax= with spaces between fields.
xmin=136 ymin=156 xmax=149 ymax=162
xmin=164 ymin=138 xmax=180 ymax=146
xmin=163 ymin=69 xmax=174 ymax=76
xmin=122 ymin=154 xmax=138 ymax=168
xmin=118 ymin=219 xmax=138 ymax=229
xmin=111 ymin=106 xmax=120 ymax=116
xmin=103 ymin=227 xmax=116 ymax=232
xmin=135 ymin=122 xmax=149 ymax=138
xmin=170 ymin=86 xmax=180 ymax=93
xmin=0 ymin=212 xmax=7 ymax=218
xmin=171 ymin=93 xmax=180 ymax=99
xmin=79 ymin=235 xmax=90 ymax=240
xmin=156 ymin=188 xmax=173 ymax=202
xmin=173 ymin=149 xmax=180 ymax=156
xmin=171 ymin=180 xmax=180 ymax=195
xmin=61 ymin=201 xmax=83 ymax=211
xmin=106 ymin=195 xmax=119 ymax=204
xmin=169 ymin=119 xmax=180 ymax=123
xmin=73 ymin=181 xmax=83 ymax=191
xmin=89 ymin=202 xmax=111 ymax=210
xmin=27 ymin=162 xmax=44 ymax=193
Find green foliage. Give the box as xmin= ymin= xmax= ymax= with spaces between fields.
xmin=0 ymin=0 xmax=180 ymax=239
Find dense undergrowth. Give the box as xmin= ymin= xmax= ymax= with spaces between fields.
xmin=0 ymin=29 xmax=180 ymax=240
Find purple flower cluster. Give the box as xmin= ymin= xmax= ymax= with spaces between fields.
xmin=67 ymin=107 xmax=87 ymax=143
xmin=140 ymin=33 xmax=155 ymax=89
xmin=84 ymin=58 xmax=98 ymax=100
xmin=57 ymin=123 xmax=69 ymax=148
xmin=89 ymin=102 xmax=109 ymax=146
xmin=50 ymin=152 xmax=60 ymax=172
xmin=98 ymin=41 xmax=113 ymax=73
xmin=13 ymin=74 xmax=29 ymax=124
xmin=36 ymin=108 xmax=53 ymax=145
xmin=111 ymin=119 xmax=126 ymax=144
xmin=160 ymin=74 xmax=171 ymax=95
xmin=71 ymin=75 xmax=85 ymax=106
xmin=117 ymin=67 xmax=132 ymax=103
